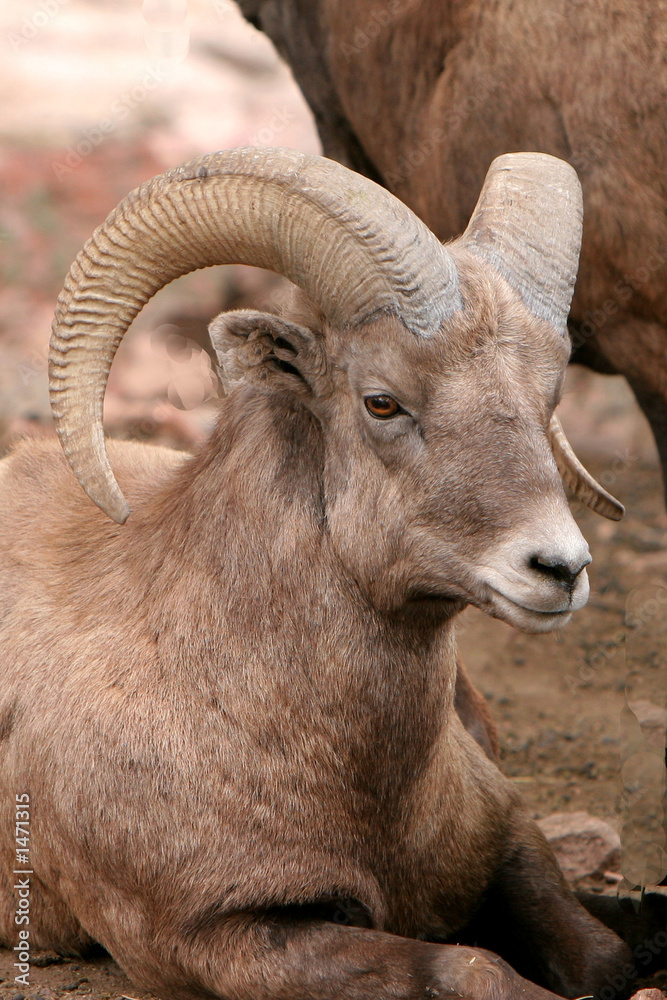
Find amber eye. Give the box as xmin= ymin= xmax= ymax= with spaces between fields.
xmin=364 ymin=395 xmax=402 ymax=419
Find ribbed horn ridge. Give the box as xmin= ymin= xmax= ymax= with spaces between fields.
xmin=462 ymin=152 xmax=583 ymax=334
xmin=460 ymin=154 xmax=604 ymax=515
xmin=549 ymin=415 xmax=625 ymax=521
xmin=49 ymin=147 xmax=461 ymax=523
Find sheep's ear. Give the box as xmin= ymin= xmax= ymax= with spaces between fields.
xmin=209 ymin=310 xmax=327 ymax=397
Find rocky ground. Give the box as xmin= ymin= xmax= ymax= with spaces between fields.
xmin=1 ymin=1 xmax=666 ymax=997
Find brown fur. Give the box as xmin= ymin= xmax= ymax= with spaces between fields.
xmin=240 ymin=0 xmax=667 ymax=497
xmin=0 ymin=258 xmax=631 ymax=996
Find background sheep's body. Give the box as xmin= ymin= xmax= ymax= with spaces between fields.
xmin=239 ymin=0 xmax=667 ymax=497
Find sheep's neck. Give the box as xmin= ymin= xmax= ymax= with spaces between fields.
xmin=143 ymin=389 xmax=458 ymax=790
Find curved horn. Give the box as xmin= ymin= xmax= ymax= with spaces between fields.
xmin=462 ymin=152 xmax=583 ymax=335
xmin=50 ymin=148 xmax=461 ymax=523
xmin=549 ymin=414 xmax=625 ymax=521
xmin=461 ymin=155 xmax=611 ymax=517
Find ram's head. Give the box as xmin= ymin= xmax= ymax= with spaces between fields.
xmin=49 ymin=148 xmax=622 ymax=630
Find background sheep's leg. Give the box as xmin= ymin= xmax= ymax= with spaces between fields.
xmin=454 ymin=656 xmax=499 ymax=762
xmin=457 ymin=810 xmax=633 ymax=997
xmin=626 ymin=376 xmax=667 ymax=503
xmin=571 ymin=317 xmax=667 ymax=503
xmin=150 ymin=917 xmax=561 ymax=1000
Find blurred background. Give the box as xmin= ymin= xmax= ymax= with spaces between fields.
xmin=0 ymin=0 xmax=665 ymax=833
xmin=0 ymin=0 xmax=660 ymax=468
xmin=0 ymin=0 xmax=320 ymax=448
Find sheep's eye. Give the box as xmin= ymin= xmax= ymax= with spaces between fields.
xmin=364 ymin=395 xmax=402 ymax=419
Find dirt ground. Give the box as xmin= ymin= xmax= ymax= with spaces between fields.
xmin=459 ymin=445 xmax=666 ymax=823
xmin=1 ymin=1 xmax=666 ymax=997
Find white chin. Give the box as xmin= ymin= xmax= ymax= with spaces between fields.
xmin=484 ymin=589 xmax=574 ymax=634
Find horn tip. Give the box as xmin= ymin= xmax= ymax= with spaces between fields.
xmin=107 ymin=498 xmax=131 ymax=525
xmin=607 ymin=499 xmax=625 ymax=522
xmin=87 ymin=486 xmax=131 ymax=525
xmin=111 ymin=505 xmax=131 ymax=525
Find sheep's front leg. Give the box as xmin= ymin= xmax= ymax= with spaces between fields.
xmin=459 ymin=808 xmax=633 ymax=997
xmin=156 ymin=918 xmax=561 ymax=1000
xmin=576 ymin=891 xmax=667 ymax=976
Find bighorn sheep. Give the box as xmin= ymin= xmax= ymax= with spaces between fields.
xmin=0 ymin=147 xmax=643 ymax=999
xmin=239 ymin=0 xmax=667 ymax=500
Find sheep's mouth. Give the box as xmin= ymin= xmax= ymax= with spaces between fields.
xmin=404 ymin=583 xmax=574 ymax=633
xmin=481 ymin=587 xmax=574 ymax=634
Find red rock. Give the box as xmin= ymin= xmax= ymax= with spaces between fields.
xmin=537 ymin=811 xmax=621 ymax=880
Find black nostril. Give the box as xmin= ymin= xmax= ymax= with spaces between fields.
xmin=529 ymin=555 xmax=587 ymax=590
